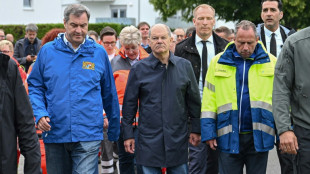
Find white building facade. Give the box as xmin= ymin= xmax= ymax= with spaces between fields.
xmin=0 ymin=0 xmax=235 ymax=29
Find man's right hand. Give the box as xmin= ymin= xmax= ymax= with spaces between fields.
xmin=206 ymin=139 xmax=217 ymax=150
xmin=124 ymin=138 xmax=135 ymax=154
xmin=37 ymin=116 xmax=51 ymax=132
xmin=26 ymin=55 xmax=36 ymax=62
xmin=279 ymin=131 xmax=299 ymax=154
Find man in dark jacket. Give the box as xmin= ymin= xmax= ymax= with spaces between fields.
xmin=122 ymin=24 xmax=201 ymax=173
xmin=174 ymin=4 xmax=228 ymax=174
xmin=0 ymin=52 xmax=41 ymax=174
xmin=257 ymin=0 xmax=295 ymax=57
xmin=257 ymin=1 xmax=295 ymax=173
xmin=14 ymin=23 xmax=41 ymax=72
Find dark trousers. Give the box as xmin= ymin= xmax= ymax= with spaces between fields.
xmin=219 ymin=134 xmax=268 ymax=174
xmin=117 ymin=127 xmax=142 ymax=174
xmin=276 ymin=140 xmax=295 ymax=174
xmin=294 ymin=125 xmax=310 ymax=174
xmin=188 ymin=142 xmax=218 ymax=174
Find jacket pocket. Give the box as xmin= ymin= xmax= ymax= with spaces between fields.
xmin=216 ymin=111 xmax=231 ymax=150
xmin=261 ymin=110 xmax=275 ymax=149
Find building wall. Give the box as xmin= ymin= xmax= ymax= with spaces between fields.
xmin=0 ymin=0 xmax=62 ymax=24
xmin=0 ymin=0 xmax=234 ymax=29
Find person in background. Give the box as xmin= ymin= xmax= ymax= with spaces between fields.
xmin=175 ymin=4 xmax=228 ymax=174
xmin=137 ymin=21 xmax=152 ymax=54
xmin=174 ymin=28 xmax=186 ymax=44
xmin=122 ymin=23 xmax=201 ymax=174
xmin=257 ymin=0 xmax=295 ymax=57
xmin=0 ymin=29 xmax=5 ymax=41
xmin=14 ymin=23 xmax=41 ymax=72
xmin=169 ymin=33 xmax=177 ymax=53
xmin=0 ymin=40 xmax=27 ymax=89
xmin=27 ymin=4 xmax=120 ymax=174
xmin=0 ymin=51 xmax=41 ymax=174
xmin=186 ymin=26 xmax=195 ymax=38
xmin=88 ymin=30 xmax=99 ymax=42
xmin=99 ymin=26 xmax=119 ymax=61
xmin=110 ymin=25 xmax=148 ymax=174
xmin=6 ymin=33 xmax=15 ymax=44
xmin=257 ymin=1 xmax=296 ymax=173
xmin=214 ymin=26 xmax=234 ymax=42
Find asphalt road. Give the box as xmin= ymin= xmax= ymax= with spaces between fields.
xmin=18 ymin=147 xmax=281 ymax=174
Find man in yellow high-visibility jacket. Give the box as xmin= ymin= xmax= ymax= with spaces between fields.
xmin=201 ymin=20 xmax=277 ymax=174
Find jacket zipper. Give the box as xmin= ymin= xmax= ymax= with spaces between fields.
xmin=239 ymin=60 xmax=246 ymax=132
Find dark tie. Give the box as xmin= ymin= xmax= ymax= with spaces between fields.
xmin=270 ymin=33 xmax=277 ymax=56
xmin=201 ymin=40 xmax=208 ymax=86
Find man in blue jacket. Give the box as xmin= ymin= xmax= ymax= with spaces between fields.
xmin=27 ymin=4 xmax=120 ymax=174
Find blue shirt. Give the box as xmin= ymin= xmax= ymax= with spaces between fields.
xmin=233 ymin=47 xmax=255 ymax=133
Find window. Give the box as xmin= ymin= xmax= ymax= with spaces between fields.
xmin=23 ymin=0 xmax=32 ymax=8
xmin=110 ymin=5 xmax=127 ymax=18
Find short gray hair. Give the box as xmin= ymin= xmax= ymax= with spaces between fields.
xmin=64 ymin=4 xmax=90 ymax=23
xmin=149 ymin=24 xmax=171 ymax=38
xmin=119 ymin=25 xmax=141 ymax=46
xmin=25 ymin=23 xmax=38 ymax=32
xmin=235 ymin=20 xmax=258 ymax=37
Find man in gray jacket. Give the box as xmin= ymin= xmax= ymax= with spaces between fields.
xmin=14 ymin=23 xmax=41 ymax=72
xmin=273 ymin=27 xmax=310 ymax=173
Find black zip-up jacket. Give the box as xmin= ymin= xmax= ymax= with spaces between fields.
xmin=0 ymin=53 xmax=41 ymax=174
xmin=175 ymin=30 xmax=228 ymax=85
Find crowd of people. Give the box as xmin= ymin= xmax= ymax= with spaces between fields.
xmin=1 ymin=0 xmax=310 ymax=174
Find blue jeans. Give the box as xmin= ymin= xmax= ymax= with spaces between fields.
xmin=45 ymin=141 xmax=101 ymax=174
xmin=219 ymin=133 xmax=269 ymax=174
xmin=141 ymin=163 xmax=188 ymax=174
xmin=117 ymin=127 xmax=142 ymax=174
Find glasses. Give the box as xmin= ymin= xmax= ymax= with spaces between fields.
xmin=0 ymin=35 xmax=5 ymax=38
xmin=0 ymin=50 xmax=11 ymax=54
xmin=103 ymin=41 xmax=116 ymax=46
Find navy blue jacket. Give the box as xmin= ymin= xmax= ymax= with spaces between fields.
xmin=122 ymin=53 xmax=201 ymax=167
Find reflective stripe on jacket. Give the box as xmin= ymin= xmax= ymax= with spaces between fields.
xmin=201 ymin=41 xmax=277 ymax=153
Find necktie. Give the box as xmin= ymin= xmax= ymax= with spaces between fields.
xmin=270 ymin=33 xmax=277 ymax=56
xmin=201 ymin=40 xmax=208 ymax=86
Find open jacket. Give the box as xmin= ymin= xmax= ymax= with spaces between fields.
xmin=27 ymin=34 xmax=120 ymax=143
xmin=175 ymin=30 xmax=228 ymax=84
xmin=0 ymin=53 xmax=41 ymax=174
xmin=201 ymin=41 xmax=277 ymax=154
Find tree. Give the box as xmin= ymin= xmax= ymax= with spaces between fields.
xmin=149 ymin=0 xmax=310 ymax=29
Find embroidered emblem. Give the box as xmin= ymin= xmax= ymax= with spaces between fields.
xmin=82 ymin=61 xmax=95 ymax=70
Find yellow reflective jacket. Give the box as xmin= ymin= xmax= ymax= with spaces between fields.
xmin=201 ymin=41 xmax=277 ymax=153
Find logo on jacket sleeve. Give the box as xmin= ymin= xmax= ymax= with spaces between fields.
xmin=82 ymin=61 xmax=95 ymax=70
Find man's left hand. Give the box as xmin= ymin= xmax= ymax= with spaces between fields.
xmin=189 ymin=133 xmax=201 ymax=146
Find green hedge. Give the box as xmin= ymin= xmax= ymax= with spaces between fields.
xmin=0 ymin=23 xmax=126 ymax=41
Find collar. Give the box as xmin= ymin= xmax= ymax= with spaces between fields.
xmin=232 ymin=45 xmax=256 ymax=59
xmin=264 ymin=26 xmax=281 ymax=37
xmin=63 ymin=33 xmax=86 ymax=52
xmin=149 ymin=52 xmax=176 ymax=69
xmin=127 ymin=54 xmax=140 ymax=61
xmin=195 ymin=34 xmax=214 ymax=45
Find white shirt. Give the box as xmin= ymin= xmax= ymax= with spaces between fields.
xmin=264 ymin=26 xmax=283 ymax=57
xmin=195 ymin=34 xmax=216 ymax=98
xmin=63 ymin=33 xmax=86 ymax=52
xmin=127 ymin=54 xmax=140 ymax=66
